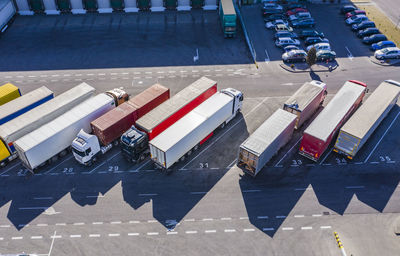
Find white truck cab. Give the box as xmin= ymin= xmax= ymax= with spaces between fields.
xmin=71 ymin=130 xmax=103 ymax=165
xmin=221 ymin=88 xmax=244 ymax=124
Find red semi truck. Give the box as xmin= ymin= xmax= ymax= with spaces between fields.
xmin=299 ymin=80 xmax=368 ymax=161
xmin=72 ymin=84 xmax=170 ymax=165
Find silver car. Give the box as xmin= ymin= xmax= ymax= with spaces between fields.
xmin=374 ymin=47 xmax=400 ymax=60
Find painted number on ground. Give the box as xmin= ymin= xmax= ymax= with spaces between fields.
xmin=17 ymin=169 xmax=28 ymax=176
xmin=63 ymin=168 xmax=73 ymax=173
xmin=199 ymin=163 xmax=209 ymax=168
xmin=108 ymin=166 xmax=119 ymax=172
xmin=336 ymin=158 xmax=347 ymax=164
xmin=292 ymin=160 xmax=302 ymax=166
xmin=380 ymin=156 xmax=391 ymax=162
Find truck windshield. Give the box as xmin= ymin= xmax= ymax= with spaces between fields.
xmin=72 ymin=147 xmax=86 ymax=157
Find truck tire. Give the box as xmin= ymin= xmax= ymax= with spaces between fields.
xmin=194 ymin=144 xmax=199 ymax=151
xmin=187 ymin=149 xmax=192 ymax=156
xmin=139 ymin=153 xmax=146 ymax=162
xmin=59 ymin=149 xmax=68 ymax=157
xmin=180 ymin=155 xmax=185 ymax=162
xmin=220 ymin=122 xmax=225 ymax=129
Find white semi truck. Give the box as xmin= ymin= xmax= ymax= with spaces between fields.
xmin=14 ymin=89 xmax=127 ymax=171
xmin=149 ymin=88 xmax=243 ymax=169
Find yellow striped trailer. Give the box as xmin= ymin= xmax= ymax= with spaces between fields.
xmin=0 ymin=83 xmax=21 ymax=106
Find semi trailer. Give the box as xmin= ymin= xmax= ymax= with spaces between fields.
xmin=283 ymin=80 xmax=327 ymax=129
xmin=120 ymin=77 xmax=217 ymax=163
xmin=0 ymin=86 xmax=54 ymax=125
xmin=14 ymin=89 xmax=127 ymax=171
xmin=237 ymin=109 xmax=297 ymax=177
xmin=219 ymin=0 xmax=237 ymax=38
xmin=0 ymin=0 xmax=16 ymax=34
xmin=149 ymin=88 xmax=243 ymax=169
xmin=334 ymin=80 xmax=400 ymax=159
xmin=0 ymin=83 xmax=21 ymax=106
xmin=72 ymin=84 xmax=169 ymax=166
xmin=299 ymin=80 xmax=368 ymax=161
xmin=0 ymin=83 xmax=95 ymax=167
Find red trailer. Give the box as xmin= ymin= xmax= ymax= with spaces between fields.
xmin=135 ymin=77 xmax=218 ymax=140
xmin=299 ymin=80 xmax=368 ymax=161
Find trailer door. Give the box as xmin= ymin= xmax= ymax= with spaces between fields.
xmin=164 ymin=0 xmax=176 ymax=9
xmin=190 ymin=0 xmax=203 ymax=8
xmin=137 ymin=0 xmax=150 ymax=10
xmin=29 ymin=0 xmax=44 ymax=12
xmin=110 ymin=0 xmax=124 ymax=10
xmin=83 ymin=0 xmax=97 ymax=10
xmin=56 ymin=0 xmax=70 ymax=11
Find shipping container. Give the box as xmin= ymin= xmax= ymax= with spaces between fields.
xmin=0 ymin=83 xmax=20 ymax=106
xmin=283 ymin=80 xmax=327 ymax=129
xmin=299 ymin=80 xmax=368 ymax=161
xmin=0 ymin=86 xmax=54 ymax=125
xmin=237 ymin=109 xmax=297 ymax=177
xmin=0 ymin=83 xmax=95 ymax=166
xmin=219 ymin=0 xmax=236 ymax=38
xmin=73 ymin=84 xmax=169 ymax=165
xmin=334 ymin=80 xmax=400 ymax=158
xmin=136 ymin=76 xmax=217 ymax=140
xmin=149 ymin=88 xmax=243 ymax=169
xmin=0 ymin=0 xmax=16 ymax=34
xmin=14 ymin=90 xmax=125 ymax=171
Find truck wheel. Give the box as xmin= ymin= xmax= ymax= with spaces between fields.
xmin=59 ymin=149 xmax=67 ymax=157
xmin=51 ymin=155 xmax=58 ymax=162
xmin=113 ymin=140 xmax=119 ymax=146
xmin=187 ymin=149 xmax=192 ymax=156
xmin=180 ymin=155 xmax=185 ymax=162
xmin=92 ymin=157 xmax=97 ymax=163
xmin=87 ymin=161 xmax=92 ymax=167
xmin=194 ymin=144 xmax=199 ymax=151
xmin=139 ymin=154 xmax=146 ymax=162
xmin=220 ymin=122 xmax=225 ymax=129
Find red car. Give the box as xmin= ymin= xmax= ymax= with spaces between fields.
xmin=286 ymin=8 xmax=308 ymax=16
xmin=345 ymin=9 xmax=366 ymax=19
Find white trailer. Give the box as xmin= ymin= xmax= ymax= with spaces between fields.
xmin=237 ymin=109 xmax=297 ymax=177
xmin=14 ymin=89 xmax=126 ymax=171
xmin=334 ymin=80 xmax=400 ymax=159
xmin=149 ymin=88 xmax=243 ymax=169
xmin=0 ymin=0 xmax=16 ymax=33
xmin=0 ymin=83 xmax=95 ymax=165
xmin=283 ymin=80 xmax=327 ymax=129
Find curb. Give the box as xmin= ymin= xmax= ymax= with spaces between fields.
xmin=369 ymin=57 xmax=400 ymax=66
xmin=279 ymin=63 xmax=339 ymax=73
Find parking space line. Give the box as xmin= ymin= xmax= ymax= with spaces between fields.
xmin=139 ymin=193 xmax=158 ymax=196
xmin=0 ymin=162 xmax=21 ymax=175
xmin=301 ymin=226 xmax=312 ymax=230
xmin=181 ymin=97 xmax=269 ymax=169
xmin=224 ymin=229 xmax=236 ymax=233
xmin=190 ymin=191 xmax=207 ymax=195
xmin=320 ymin=226 xmax=332 ymax=229
xmin=135 ymin=159 xmax=151 ymax=172
xmin=319 ymin=147 xmax=333 ymax=165
xmin=243 ymin=189 xmax=261 ymax=193
xmin=31 ymin=236 xmax=43 ymax=239
xmin=263 ymin=227 xmax=274 ymax=231
xmin=89 ymin=234 xmax=100 ymax=238
xmin=345 ymin=186 xmax=365 ymax=189
xmin=44 ymin=155 xmax=73 ymax=174
xmin=282 ymin=227 xmax=294 ymax=231
xmin=294 ymin=215 xmax=304 ymax=218
xmin=244 ymin=228 xmax=255 ymax=232
xmin=108 ymin=233 xmax=120 ymax=237
xmin=205 ymin=230 xmax=216 ymax=233
xmin=276 ymin=216 xmax=286 ymax=219
xmin=264 ymin=49 xmax=270 ymax=63
xmin=12 ymin=236 xmax=23 ymax=240
xmin=312 ymin=214 xmax=322 ymax=217
xmin=167 ymin=231 xmax=178 ymax=235
xmin=128 ymin=233 xmax=139 ymax=236
xmin=221 ymin=217 xmax=232 ymax=221
xmin=186 ymin=230 xmax=198 ymax=234
xmin=364 ymin=110 xmax=400 ymax=163
xmin=34 ymin=197 xmax=53 ymax=200
xmin=257 ymin=216 xmax=269 ymax=219
xmin=345 ymin=46 xmax=354 ymax=60
xmin=226 ymin=158 xmax=237 ymax=168
xmin=70 ymin=235 xmax=81 ymax=238
xmin=147 ymin=232 xmax=159 ymax=236
xmin=275 ymin=137 xmax=302 ymax=167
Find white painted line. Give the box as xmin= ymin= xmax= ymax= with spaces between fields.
xmin=205 ymin=230 xmax=216 ymax=233
xmin=276 ymin=216 xmax=286 ymax=219
xmin=190 ymin=191 xmax=207 ymax=195
xmin=264 ymin=49 xmax=270 ymax=63
xmin=0 ymin=225 xmax=10 ymax=228
xmin=301 ymin=226 xmax=312 ymax=230
xmin=73 ymin=222 xmax=85 ymax=226
xmin=221 ymin=217 xmax=232 ymax=221
xmin=370 ymin=161 xmax=379 ymax=164
xmin=210 ymin=167 xmax=219 ymax=170
xmin=239 ymin=217 xmax=249 ymax=220
xmin=37 ymin=223 xmax=48 ymax=227
xmin=364 ymin=110 xmax=400 ymax=163
xmin=294 ymin=215 xmax=304 ymax=218
xmin=111 ymin=221 xmax=122 ymax=224
xmin=147 ymin=220 xmax=157 ymax=223
xmin=257 ymin=216 xmax=269 ymax=219
xmin=167 ymin=231 xmax=178 ymax=235
xmin=19 ymin=207 xmax=48 ymax=210
xmin=345 ymin=186 xmax=365 ymax=189
xmin=306 ymin=164 xmax=315 ymax=167
xmin=108 ymin=233 xmax=120 ymax=237
xmin=84 ymin=161 xmax=106 ymax=174
xmin=184 ymin=218 xmax=195 ymax=222
xmin=139 ymin=193 xmax=158 ymax=196
xmin=224 ymin=229 xmax=236 ymax=233
xmin=243 ymin=189 xmax=261 ymax=193
xmin=98 ymin=73 xmax=106 ymax=76
xmin=312 ymin=214 xmax=322 ymax=217
xmin=181 ymin=97 xmax=269 ymax=169
xmin=135 ymin=159 xmax=151 ymax=172
xmin=55 ymin=223 xmax=66 ymax=226
xmin=262 ymin=227 xmax=274 ymax=231
xmin=226 ymin=158 xmax=237 ymax=168
xmin=186 ymin=231 xmax=198 ymax=234
xmin=322 ymin=163 xmax=332 ymax=166
xmin=70 ymin=235 xmax=81 ymax=238
xmin=44 ymin=155 xmax=73 ymax=174
xmin=202 ymin=218 xmax=213 ymax=221
xmin=12 ymin=236 xmax=23 ymax=240
xmin=33 ymin=197 xmax=53 ymax=200
xmin=0 ymin=237 xmax=3 ymax=240
xmin=31 ymin=236 xmax=43 ymax=239
xmin=28 ymin=75 xmax=36 ymax=78
xmin=354 ymin=162 xmax=363 ymax=165
xmin=282 ymin=227 xmax=294 ymax=231
xmin=50 ymin=235 xmax=62 ymax=239
xmin=18 ymin=224 xmax=28 ymax=227
xmin=89 ymin=234 xmax=100 ymax=238
xmin=86 ymin=195 xmax=104 ymax=198
xmin=320 ymin=226 xmax=332 ymax=229
xmin=147 ymin=232 xmax=159 ymax=236
xmin=122 ymin=72 xmax=129 ymax=75
xmin=129 ymin=221 xmax=140 ymax=224
xmin=244 ymin=228 xmax=255 ymax=232
xmin=319 ymin=148 xmax=333 ymax=165
xmin=0 ymin=162 xmax=21 ymax=175
xmin=92 ymin=222 xmax=103 ymax=225
xmin=345 ymin=46 xmax=354 ymax=60
xmin=128 ymin=233 xmax=139 ymax=236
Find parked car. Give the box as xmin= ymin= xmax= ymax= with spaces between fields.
xmin=291 ymin=18 xmax=315 ymax=28
xmin=357 ymin=27 xmax=380 ymax=38
xmin=345 ymin=9 xmax=366 ymax=19
xmin=370 ymin=41 xmax=396 ymax=51
xmin=265 ymin=19 xmax=289 ymax=29
xmin=274 ymin=31 xmax=298 ymax=40
xmin=264 ymin=13 xmax=287 ymax=22
xmin=262 ymin=8 xmax=283 ymax=17
xmin=263 ymin=3 xmax=283 ymax=11
xmin=345 ymin=15 xmax=368 ymax=25
xmin=283 ymin=45 xmax=300 ymax=52
xmin=374 ymin=47 xmax=400 ymax=60
xmin=363 ymin=34 xmax=387 ymax=44
xmin=275 ymin=23 xmax=294 ymax=32
xmin=286 ymin=3 xmax=304 ymax=11
xmin=289 ymin=12 xmax=312 ymax=22
xmin=341 ymin=5 xmax=357 ymax=14
xmin=352 ymin=21 xmax=375 ymax=31
xmin=306 ymin=42 xmax=331 ymax=52
xmin=286 ymin=8 xmax=308 ymax=16
xmin=316 ymin=50 xmax=336 ymax=62
xmin=275 ymin=37 xmax=301 ymax=48
xmin=299 ymin=29 xmax=324 ymax=39
xmin=282 ymin=50 xmax=307 ymax=63
xmin=304 ymin=37 xmax=329 ymax=46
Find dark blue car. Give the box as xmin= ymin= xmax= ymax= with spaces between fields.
xmin=291 ymin=18 xmax=315 ymax=28
xmin=370 ymin=41 xmax=396 ymax=51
